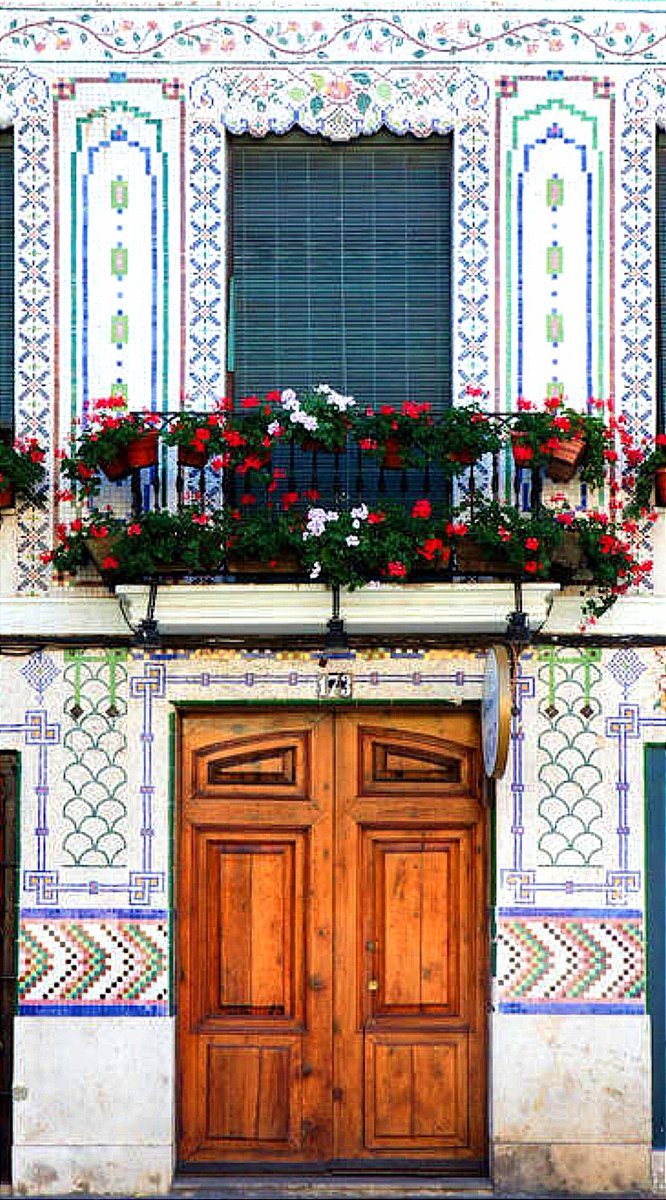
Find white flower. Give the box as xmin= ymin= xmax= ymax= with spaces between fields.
xmin=295 ymin=412 xmax=318 ymax=432
xmin=327 ymin=388 xmax=355 ymax=412
xmin=346 ymin=535 xmax=360 ymax=547
xmin=350 ymin=504 xmax=369 ymax=522
xmin=281 ymin=388 xmax=298 ymax=409
xmin=315 ymin=383 xmax=355 ymax=411
xmin=309 ymin=561 xmax=322 ymax=580
xmin=304 ymin=508 xmax=329 ymax=537
xmin=267 ymin=420 xmax=282 ymax=436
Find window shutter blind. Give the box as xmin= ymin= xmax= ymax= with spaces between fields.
xmin=230 ymin=132 xmax=452 ymax=413
xmin=0 ymin=129 xmax=13 ymax=435
xmin=657 ymin=130 xmax=666 ymax=433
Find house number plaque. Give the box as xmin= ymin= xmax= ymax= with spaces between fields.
xmin=317 ymin=672 xmax=353 ymax=700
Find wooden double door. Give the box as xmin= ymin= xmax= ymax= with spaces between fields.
xmin=177 ymin=707 xmax=488 ymax=1168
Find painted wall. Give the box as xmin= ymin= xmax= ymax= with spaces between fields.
xmin=1 ymin=2 xmax=666 ymax=1194
xmin=0 ymin=642 xmax=660 ymax=1193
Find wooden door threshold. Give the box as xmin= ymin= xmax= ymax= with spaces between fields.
xmin=172 ymin=1173 xmax=493 ymax=1199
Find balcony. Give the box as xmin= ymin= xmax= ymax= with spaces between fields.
xmin=33 ymin=394 xmax=658 ymax=645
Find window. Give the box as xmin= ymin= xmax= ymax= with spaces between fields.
xmin=229 ymin=132 xmax=453 ymax=411
xmin=0 ymin=127 xmax=12 ymax=436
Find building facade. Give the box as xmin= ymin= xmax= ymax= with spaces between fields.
xmin=1 ymin=0 xmax=666 ymax=1195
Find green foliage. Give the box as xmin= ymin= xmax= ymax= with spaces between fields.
xmin=162 ymin=405 xmax=232 ymax=460
xmin=626 ymin=434 xmax=666 ymax=515
xmin=352 ymin=400 xmax=437 ymax=468
xmin=48 ymin=507 xmax=227 ymax=582
xmin=60 ymin=399 xmax=161 ymax=495
xmin=510 ymin=398 xmax=609 ymax=487
xmin=435 ymin=404 xmax=503 ymax=476
xmin=225 ymin=504 xmax=303 ymax=566
xmin=279 ymin=384 xmax=354 ymax=453
xmin=0 ymin=436 xmax=47 ymax=505
xmin=459 ymin=499 xmax=566 ymax=577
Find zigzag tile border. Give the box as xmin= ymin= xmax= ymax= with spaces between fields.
xmin=18 ymin=912 xmax=169 ymax=1015
xmin=496 ymin=910 xmax=645 ymax=1013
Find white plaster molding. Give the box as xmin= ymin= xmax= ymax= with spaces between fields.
xmin=544 ymin=589 xmax=666 ymax=637
xmin=0 ymin=596 xmax=130 ymax=637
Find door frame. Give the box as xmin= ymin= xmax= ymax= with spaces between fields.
xmin=173 ymin=701 xmax=492 ymax=1172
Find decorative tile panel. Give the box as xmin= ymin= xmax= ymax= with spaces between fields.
xmin=536 ymin=648 xmax=605 ymax=867
xmin=496 ymin=911 xmax=645 ymax=1013
xmin=18 ymin=913 xmax=169 ymax=1015
xmin=60 ymin=650 xmax=128 ymax=868
xmin=5 ymin=69 xmax=54 ymax=593
xmin=497 ymin=77 xmax=613 ymax=408
xmin=0 ymin=11 xmax=664 ymax=67
xmin=54 ymin=81 xmax=185 ymax=429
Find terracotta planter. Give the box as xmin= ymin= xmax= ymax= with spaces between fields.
xmin=178 ymin=443 xmax=209 ymax=469
xmin=99 ymin=448 xmax=131 ymax=481
xmin=382 ymin=437 xmax=405 ymax=470
xmin=550 ymin=531 xmax=590 ymax=582
xmin=656 ymin=466 xmax=666 ymax=506
xmin=455 ymin=538 xmax=517 ymax=577
xmin=227 ymin=554 xmax=300 ymax=577
xmin=414 ymin=555 xmax=452 ymax=576
xmin=126 ymin=430 xmax=159 ymax=471
xmin=85 ymin=534 xmax=123 ymax=572
xmin=546 ymin=436 xmax=585 ymax=483
xmin=0 ymin=483 xmax=14 ymax=508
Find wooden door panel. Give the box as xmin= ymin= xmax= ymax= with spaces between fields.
xmin=196 ymin=834 xmax=301 ymax=1023
xmin=366 ymin=831 xmax=471 ymax=1020
xmin=205 ymin=1038 xmax=302 ymax=1148
xmin=358 ymin=724 xmax=479 ymax=798
xmin=191 ymin=729 xmax=311 ymax=800
xmin=365 ymin=1033 xmax=469 ymax=1149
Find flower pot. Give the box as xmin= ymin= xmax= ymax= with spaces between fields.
xmin=99 ymin=447 xmax=131 ymax=481
xmin=126 ymin=430 xmax=159 ymax=471
xmin=227 ymin=554 xmax=300 ymax=577
xmin=85 ymin=534 xmax=123 ymax=572
xmin=550 ymin=531 xmax=590 ymax=582
xmin=455 ymin=538 xmax=517 ymax=577
xmin=546 ymin=436 xmax=585 ymax=483
xmin=414 ymin=553 xmax=452 ymax=575
xmin=382 ymin=437 xmax=405 ymax=470
xmin=0 ymin=483 xmax=14 ymax=508
xmin=178 ymin=443 xmax=209 ymax=469
xmin=656 ymin=466 xmax=666 ymax=506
